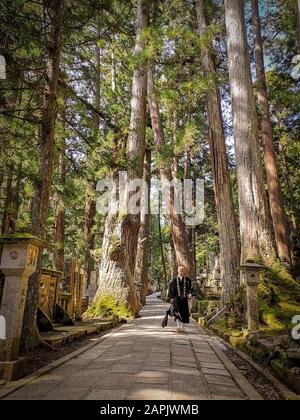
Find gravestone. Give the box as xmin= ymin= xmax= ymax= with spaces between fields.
xmin=74 ymin=267 xmax=85 ymax=320
xmin=62 ymin=257 xmax=77 ymax=317
xmin=86 ymin=270 xmax=98 ymax=304
xmin=0 ymin=235 xmax=46 ymax=381
xmin=38 ymin=268 xmax=62 ymax=319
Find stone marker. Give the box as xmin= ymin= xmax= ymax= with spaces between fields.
xmin=86 ymin=271 xmax=98 ymax=304
xmin=0 ymin=235 xmax=46 ymax=381
xmin=240 ymin=260 xmax=265 ymax=333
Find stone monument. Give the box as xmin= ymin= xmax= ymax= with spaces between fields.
xmin=240 ymin=260 xmax=265 ymax=333
xmin=0 ymin=234 xmax=46 ymax=381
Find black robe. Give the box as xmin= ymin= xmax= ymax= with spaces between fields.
xmin=168 ymin=277 xmax=192 ymax=324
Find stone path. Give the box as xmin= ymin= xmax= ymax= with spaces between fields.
xmin=1 ymin=293 xmax=262 ymax=400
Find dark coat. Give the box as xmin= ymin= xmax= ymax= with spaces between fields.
xmin=167 ymin=277 xmax=192 ymax=324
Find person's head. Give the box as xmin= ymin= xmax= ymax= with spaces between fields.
xmin=178 ymin=265 xmax=187 ymax=278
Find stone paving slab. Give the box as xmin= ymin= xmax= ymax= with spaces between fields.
xmin=1 ymin=293 xmax=263 ymax=400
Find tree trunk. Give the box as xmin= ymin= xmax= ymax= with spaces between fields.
xmin=148 ymin=67 xmax=196 ymax=282
xmin=83 ymin=181 xmax=97 ymax=285
xmin=251 ymin=0 xmax=292 ymax=267
xmin=83 ymin=41 xmax=101 ymax=285
xmin=22 ymin=0 xmax=64 ymax=351
xmin=95 ymin=0 xmax=149 ymax=316
xmin=135 ymin=148 xmax=151 ymax=306
xmin=169 ymin=232 xmax=177 ymax=279
xmin=224 ymin=0 xmax=276 ymax=264
xmin=158 ymin=197 xmax=168 ymax=291
xmin=278 ymin=143 xmax=298 ymax=231
xmin=1 ymin=169 xmax=13 ymax=234
xmin=54 ymin=137 xmax=66 ymax=272
xmin=278 ymin=143 xmax=300 ymax=273
xmin=7 ymin=165 xmax=23 ymax=234
xmin=195 ymin=0 xmax=240 ymax=300
xmin=297 ymin=0 xmax=300 ymax=52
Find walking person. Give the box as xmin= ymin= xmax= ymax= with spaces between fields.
xmin=168 ymin=265 xmax=193 ymax=333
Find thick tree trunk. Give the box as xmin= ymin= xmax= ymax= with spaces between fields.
xmin=83 ymin=181 xmax=97 ymax=285
xmin=54 ymin=138 xmax=66 ymax=272
xmin=22 ymin=0 xmax=64 ymax=351
xmin=95 ymin=0 xmax=149 ymax=316
xmin=224 ymin=0 xmax=276 ymax=264
xmin=195 ymin=0 xmax=240 ymax=300
xmin=135 ymin=149 xmax=151 ymax=306
xmin=148 ymin=67 xmax=196 ymax=282
xmin=251 ymin=0 xmax=292 ymax=267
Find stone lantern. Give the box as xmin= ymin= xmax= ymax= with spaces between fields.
xmin=0 ymin=234 xmax=47 ymax=381
xmin=239 ymin=260 xmax=266 ymax=333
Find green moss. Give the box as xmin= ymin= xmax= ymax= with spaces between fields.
xmin=229 ymin=336 xmax=247 ymax=350
xmin=258 ymin=262 xmax=300 ymax=333
xmin=84 ymin=294 xmax=133 ymax=320
xmin=246 ymin=343 xmax=267 ymax=364
xmin=108 ymin=235 xmax=122 ymax=256
xmin=0 ymin=233 xmax=37 ymax=241
xmin=197 ymin=299 xmax=219 ymax=317
xmin=261 ymin=310 xmax=286 ymax=331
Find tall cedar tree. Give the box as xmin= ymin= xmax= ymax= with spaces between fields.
xmin=195 ymin=0 xmax=240 ymax=301
xmin=224 ymin=0 xmax=276 ymax=263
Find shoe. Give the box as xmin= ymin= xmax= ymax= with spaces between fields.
xmin=176 ymin=328 xmax=183 ymax=333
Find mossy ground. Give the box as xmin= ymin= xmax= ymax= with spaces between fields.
xmin=205 ymin=262 xmax=300 ymax=338
xmin=84 ymin=294 xmax=133 ymax=320
xmin=258 ymin=262 xmax=300 ymax=336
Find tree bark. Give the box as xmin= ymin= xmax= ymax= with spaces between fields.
xmin=83 ymin=41 xmax=101 ymax=285
xmin=95 ymin=0 xmax=149 ymax=315
xmin=22 ymin=0 xmax=64 ymax=351
xmin=135 ymin=148 xmax=151 ymax=306
xmin=53 ymin=137 xmax=66 ymax=272
xmin=83 ymin=181 xmax=97 ymax=285
xmin=251 ymin=0 xmax=292 ymax=267
xmin=224 ymin=0 xmax=276 ymax=264
xmin=1 ymin=169 xmax=13 ymax=234
xmin=169 ymin=232 xmax=177 ymax=279
xmin=158 ymin=196 xmax=168 ymax=290
xmin=148 ymin=67 xmax=196 ymax=282
xmin=195 ymin=0 xmax=240 ymax=300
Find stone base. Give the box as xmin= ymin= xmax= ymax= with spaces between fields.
xmin=0 ymin=357 xmax=27 ymax=381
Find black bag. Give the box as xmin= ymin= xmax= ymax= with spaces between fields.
xmin=161 ymin=304 xmax=177 ymax=328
